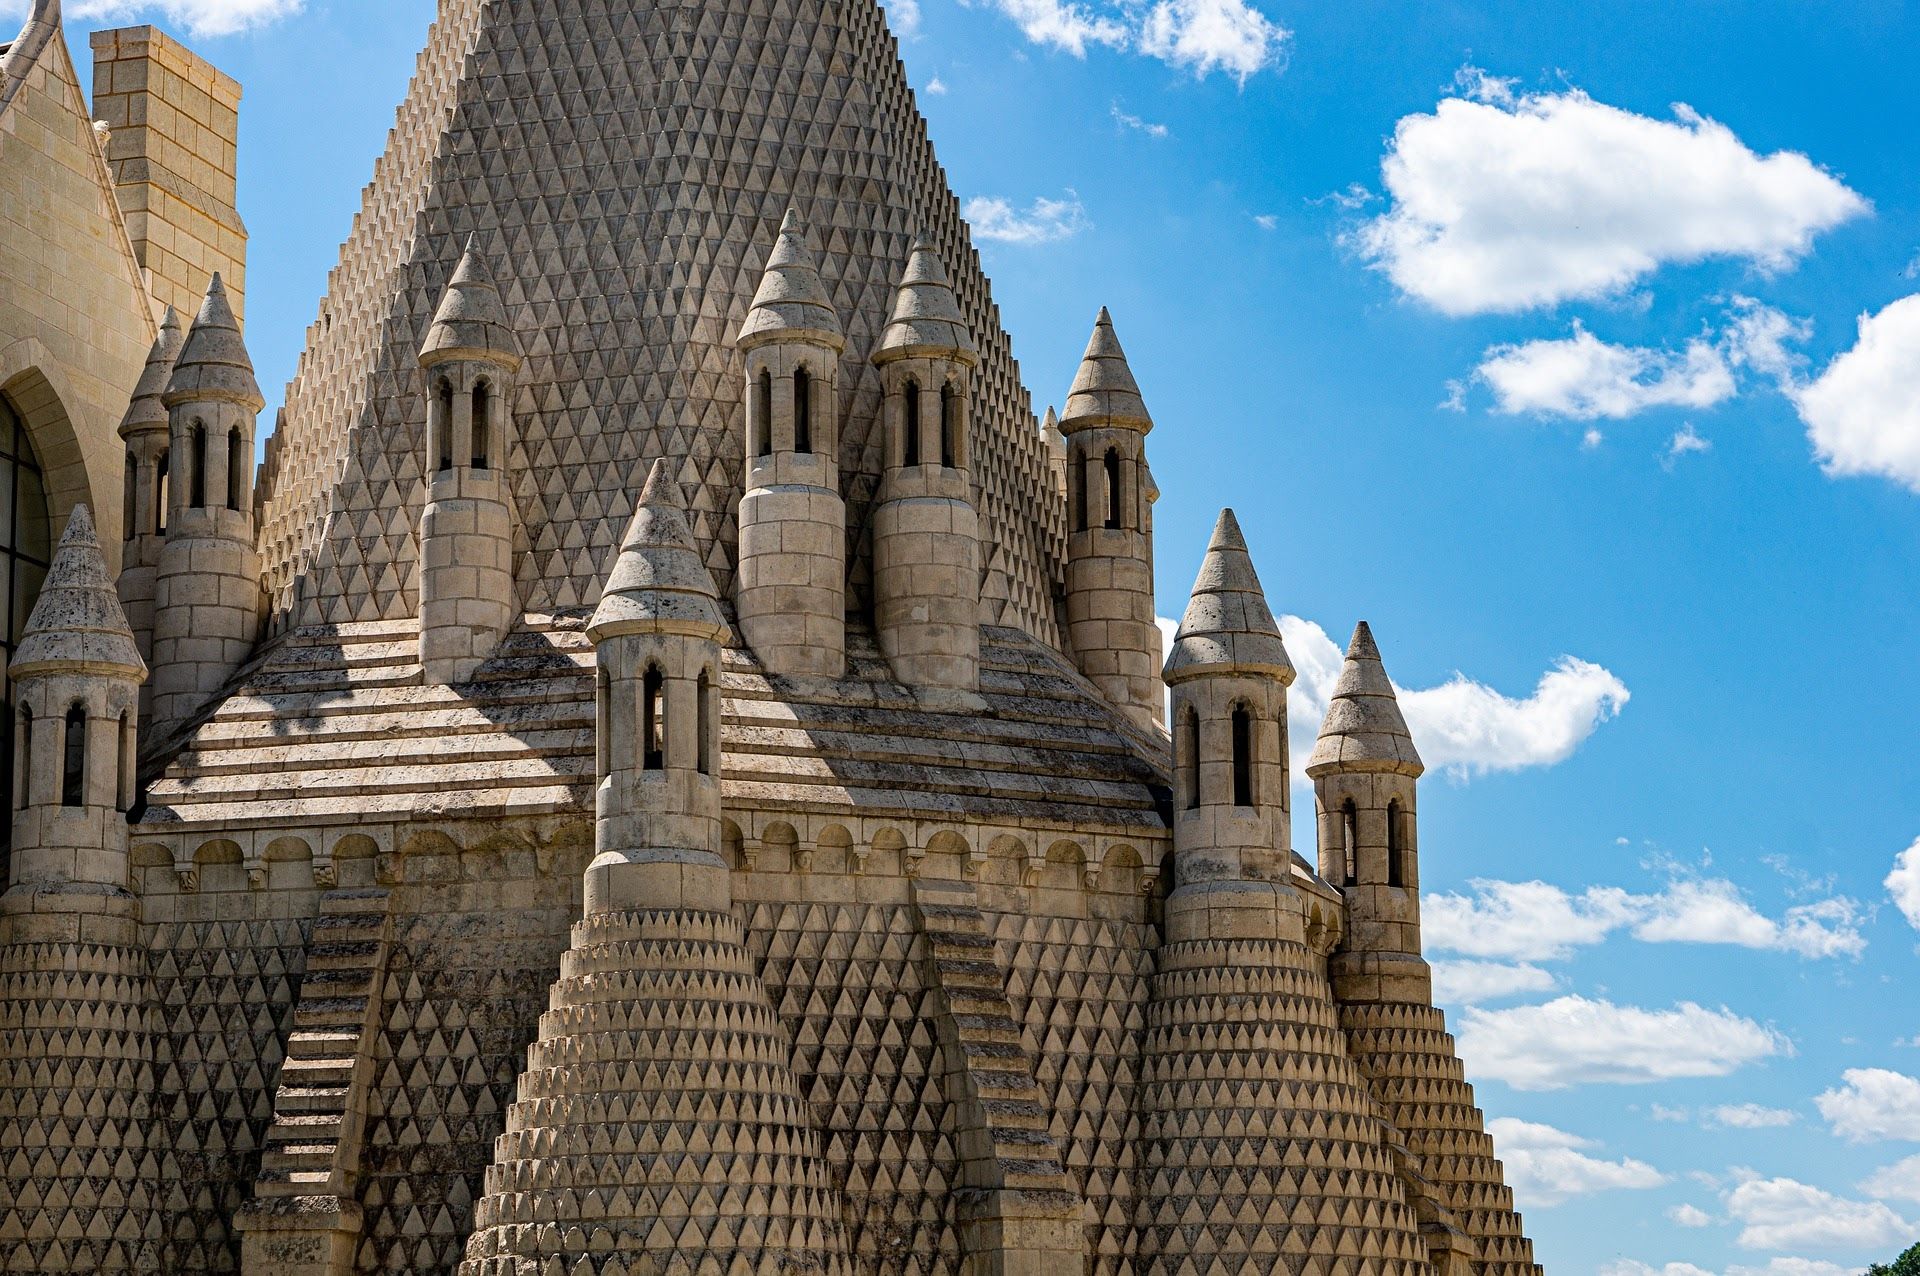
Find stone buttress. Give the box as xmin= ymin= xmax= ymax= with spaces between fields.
xmin=1311 ymin=624 xmax=1542 ymax=1275
xmin=0 ymin=504 xmax=159 ymax=1271
xmin=1147 ymin=510 xmax=1433 ymax=1274
xmin=458 ymin=460 xmax=854 ymax=1276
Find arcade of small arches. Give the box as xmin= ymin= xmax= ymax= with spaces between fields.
xmin=1068 ymin=440 xmax=1147 ymax=534
xmin=427 ymin=370 xmax=501 ymax=475
xmin=11 ymin=697 xmax=137 ymax=813
xmin=1174 ymin=697 xmax=1281 ymax=812
xmin=595 ymin=659 xmax=718 ymax=779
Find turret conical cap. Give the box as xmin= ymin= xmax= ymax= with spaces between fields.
xmin=1306 ymin=621 xmax=1424 ymax=778
xmin=120 ymin=306 xmax=185 ymax=437
xmin=1163 ymin=509 xmax=1293 ymax=686
xmin=737 ymin=209 xmax=845 ymax=352
xmin=164 ymin=274 xmax=263 ymax=410
xmin=1060 ymin=307 xmax=1150 ymax=433
xmin=873 ymin=237 xmax=977 ymax=365
xmin=588 ymin=460 xmax=728 ymax=644
xmin=420 ymin=238 xmax=523 ymax=368
xmin=10 ymin=505 xmax=145 ymax=680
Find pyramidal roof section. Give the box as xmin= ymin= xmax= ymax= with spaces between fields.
xmin=121 ymin=306 xmax=185 ymax=436
xmin=11 ymin=504 xmax=146 ymax=679
xmin=1060 ymin=307 xmax=1150 ymax=433
xmin=1306 ymin=621 xmax=1424 ymax=778
xmin=260 ymin=0 xmax=1064 ymax=646
xmin=421 ymin=237 xmax=521 ymax=367
xmin=165 ymin=274 xmax=262 ymax=409
xmin=737 ymin=208 xmax=844 ymax=352
xmin=588 ymin=459 xmax=727 ymax=643
xmin=1164 ymin=509 xmax=1292 ymax=686
xmin=874 ymin=237 xmax=977 ymax=365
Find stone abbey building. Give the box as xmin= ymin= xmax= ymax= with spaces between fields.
xmin=0 ymin=0 xmax=1544 ymax=1272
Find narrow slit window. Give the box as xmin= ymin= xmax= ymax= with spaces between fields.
xmin=641 ymin=667 xmax=665 ymax=771
xmin=1071 ymin=462 xmax=1087 ymax=532
xmin=189 ymin=423 xmax=207 ymax=508
xmin=696 ymin=669 xmax=713 ymax=776
xmin=595 ymin=668 xmax=611 ymax=782
xmin=116 ymin=711 xmax=134 ymax=813
xmin=62 ymin=703 xmax=84 ymax=808
xmin=435 ymin=380 xmax=454 ymax=473
xmin=471 ymin=382 xmax=490 ymax=469
xmin=227 ymin=428 xmax=244 ymax=511
xmin=1231 ymin=706 xmax=1254 ymax=807
xmin=753 ymin=371 xmax=773 ymax=457
xmin=940 ymin=383 xmax=958 ymax=467
xmin=1183 ymin=710 xmax=1200 ymax=810
xmin=903 ymin=380 xmax=921 ymax=466
xmin=15 ymin=708 xmax=30 ymax=811
xmin=794 ymin=367 xmax=812 ymax=453
xmin=123 ymin=456 xmax=137 ymax=539
xmin=1104 ymin=448 xmax=1122 ymax=530
xmin=155 ymin=454 xmax=168 ymax=536
xmin=1341 ymin=800 xmax=1358 ymax=886
xmin=1387 ymin=799 xmax=1405 ymax=887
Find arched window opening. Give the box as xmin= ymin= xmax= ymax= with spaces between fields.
xmin=595 ymin=668 xmax=611 ymax=783
xmin=435 ymin=379 xmax=454 ymax=473
xmin=1182 ymin=709 xmax=1200 ymax=810
xmin=227 ymin=427 xmax=245 ymax=511
xmin=123 ymin=455 xmax=137 ymax=540
xmin=15 ymin=708 xmax=31 ymax=811
xmin=471 ymin=382 xmax=491 ymax=470
xmin=753 ymin=371 xmax=773 ymax=457
xmin=1231 ymin=706 xmax=1254 ymax=808
xmin=1387 ymin=799 xmax=1406 ymax=887
xmin=1103 ymin=448 xmax=1123 ymax=530
xmin=1341 ymin=800 xmax=1358 ymax=886
xmin=116 ymin=711 xmax=134 ymax=813
xmin=1071 ymin=461 xmax=1088 ymax=532
xmin=794 ymin=367 xmax=812 ymax=454
xmin=189 ymin=422 xmax=207 ymax=507
xmin=940 ymin=383 xmax=958 ymax=468
xmin=641 ymin=666 xmax=665 ymax=772
xmin=903 ymin=380 xmax=921 ymax=466
xmin=696 ymin=669 xmax=713 ymax=776
xmin=155 ymin=453 xmax=168 ymax=536
xmin=61 ymin=703 xmax=85 ymax=808
xmin=0 ymin=400 xmax=50 ymax=872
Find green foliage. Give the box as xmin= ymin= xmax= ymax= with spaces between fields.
xmin=1868 ymin=1241 xmax=1920 ymax=1276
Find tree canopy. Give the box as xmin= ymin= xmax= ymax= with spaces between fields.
xmin=1869 ymin=1242 xmax=1920 ymax=1276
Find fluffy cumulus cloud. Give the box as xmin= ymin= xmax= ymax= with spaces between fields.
xmin=1455 ymin=996 xmax=1789 ymax=1090
xmin=1423 ymin=875 xmax=1865 ymax=963
xmin=962 ymin=192 xmax=1089 ymax=245
xmin=1725 ymin=1174 xmax=1915 ymax=1251
xmin=1791 ymin=296 xmax=1920 ymax=491
xmin=1704 ymin=1103 xmax=1800 ymax=1130
xmin=1482 ymin=1118 xmax=1666 ymax=1207
xmin=1352 ymin=74 xmax=1867 ymax=315
xmin=1861 ymin=1153 xmax=1920 ymax=1203
xmin=1276 ymin=615 xmax=1629 ymax=780
xmin=1884 ymin=838 xmax=1920 ymax=929
xmin=1817 ymin=1069 xmax=1920 ymax=1143
xmin=20 ymin=0 xmax=303 ymax=35
xmin=1668 ymin=1203 xmax=1715 ymax=1227
xmin=1428 ymin=959 xmax=1557 ymax=1006
xmin=978 ymin=0 xmax=1286 ymax=80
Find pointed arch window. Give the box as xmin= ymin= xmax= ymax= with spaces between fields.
xmin=1231 ymin=706 xmax=1254 ymax=807
xmin=753 ymin=370 xmax=773 ymax=457
xmin=697 ymin=668 xmax=713 ymax=776
xmin=1341 ymin=800 xmax=1358 ymax=886
xmin=1387 ymin=799 xmax=1406 ymax=887
xmin=794 ymin=367 xmax=813 ymax=454
xmin=189 ymin=422 xmax=207 ymax=507
xmin=117 ymin=711 xmax=135 ymax=814
xmin=641 ymin=666 xmax=666 ymax=772
xmin=62 ymin=703 xmax=85 ymax=808
xmin=1104 ymin=448 xmax=1123 ymax=530
xmin=227 ymin=427 xmax=245 ymax=511
xmin=940 ymin=383 xmax=958 ymax=468
xmin=1182 ymin=708 xmax=1200 ymax=810
xmin=471 ymin=381 xmax=491 ymax=470
xmin=435 ymin=380 xmax=455 ymax=473
xmin=902 ymin=379 xmax=921 ymax=466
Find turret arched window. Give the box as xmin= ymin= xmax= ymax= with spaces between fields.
xmin=227 ymin=427 xmax=245 ymax=511
xmin=1340 ymin=800 xmax=1358 ymax=886
xmin=117 ymin=711 xmax=135 ymax=813
xmin=940 ymin=383 xmax=958 ymax=468
xmin=1387 ymin=798 xmax=1406 ymax=887
xmin=1231 ymin=706 xmax=1254 ymax=807
xmin=61 ymin=703 xmax=85 ymax=808
xmin=641 ymin=666 xmax=665 ymax=772
xmin=1182 ymin=708 xmax=1200 ymax=810
xmin=471 ymin=381 xmax=491 ymax=470
xmin=435 ymin=379 xmax=454 ymax=473
xmin=753 ymin=371 xmax=773 ymax=458
xmin=189 ymin=422 xmax=207 ymax=507
xmin=794 ymin=366 xmax=812 ymax=454
xmin=1104 ymin=448 xmax=1122 ymax=530
xmin=903 ymin=379 xmax=921 ymax=466
xmin=697 ymin=668 xmax=713 ymax=776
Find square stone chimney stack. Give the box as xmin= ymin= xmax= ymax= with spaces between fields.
xmin=89 ymin=26 xmax=248 ymax=323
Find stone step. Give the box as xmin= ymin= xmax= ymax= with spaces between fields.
xmin=299 ymin=967 xmax=376 ymax=998
xmin=306 ymin=938 xmax=384 ymax=970
xmin=286 ymin=1030 xmax=361 ymax=1061
xmin=312 ymin=916 xmax=385 ymax=945
xmin=320 ymin=888 xmax=390 ymax=915
xmin=292 ymin=996 xmax=373 ymax=1029
xmin=275 ymin=1084 xmax=352 ymax=1115
xmin=277 ymin=1056 xmax=355 ymax=1088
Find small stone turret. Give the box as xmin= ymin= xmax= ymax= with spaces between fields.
xmin=150 ymin=273 xmax=263 ymax=738
xmin=116 ymin=306 xmax=185 ymax=726
xmin=417 ymin=239 xmax=522 ymax=684
xmin=0 ymin=503 xmax=160 ymax=1272
xmin=870 ymin=237 xmax=981 ymax=692
xmin=734 ymin=209 xmax=847 ymax=678
xmin=1307 ymin=621 xmax=1427 ymax=1001
xmin=1059 ymin=308 xmax=1161 ymax=730
xmin=1041 ymin=405 xmax=1067 ymax=500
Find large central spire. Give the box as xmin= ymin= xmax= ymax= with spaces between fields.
xmin=260 ymin=0 xmax=1066 ymax=646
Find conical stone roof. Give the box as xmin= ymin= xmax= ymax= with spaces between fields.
xmin=1306 ymin=621 xmax=1424 ymax=777
xmin=872 ymin=237 xmax=977 ymax=365
xmin=587 ymin=459 xmax=727 ymax=644
xmin=1163 ymin=509 xmax=1292 ymax=686
xmin=120 ymin=306 xmax=185 ymax=437
xmin=1060 ymin=307 xmax=1150 ymax=433
xmin=420 ymin=238 xmax=521 ymax=368
xmin=10 ymin=504 xmax=145 ymax=679
xmin=164 ymin=274 xmax=262 ymax=410
xmin=737 ymin=208 xmax=844 ymax=352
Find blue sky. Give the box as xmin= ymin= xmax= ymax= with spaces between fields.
xmin=20 ymin=0 xmax=1920 ymax=1269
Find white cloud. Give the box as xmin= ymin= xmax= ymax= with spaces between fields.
xmin=963 ymin=192 xmax=1089 ymax=245
xmin=1423 ymin=875 xmax=1865 ymax=963
xmin=1277 ymin=615 xmax=1629 ymax=780
xmin=1669 ymin=1203 xmax=1716 ymax=1228
xmin=1430 ymin=959 xmax=1557 ymax=1006
xmin=1135 ymin=0 xmax=1287 ymax=83
xmin=1792 ymin=296 xmax=1920 ymax=491
xmin=1111 ymin=104 xmax=1170 ymax=138
xmin=1885 ymin=838 xmax=1920 ymax=929
xmin=983 ymin=0 xmax=1128 ymax=55
xmin=884 ymin=0 xmax=923 ymax=37
xmin=1253 ymin=213 xmax=1279 ymax=231
xmin=1352 ymin=81 xmax=1867 ymax=315
xmin=27 ymin=0 xmax=302 ymax=34
xmin=1477 ymin=323 xmax=1736 ymax=420
xmin=1726 ymin=1175 xmax=1915 ymax=1251
xmin=1861 ymin=1153 xmax=1920 ymax=1203
xmin=1605 ymin=1263 xmax=1856 ymax=1276
xmin=1664 ymin=424 xmax=1713 ymax=467
xmin=924 ymin=75 xmax=949 ymax=95
xmin=1456 ymin=995 xmax=1789 ymax=1090
xmin=1483 ymin=1118 xmax=1665 ymax=1207
xmin=1705 ymin=1103 xmax=1799 ymax=1130
xmin=1817 ymin=1069 xmax=1920 ymax=1143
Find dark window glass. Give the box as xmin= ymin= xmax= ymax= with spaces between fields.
xmin=1387 ymin=799 xmax=1406 ymax=887
xmin=1231 ymin=706 xmax=1254 ymax=807
xmin=940 ymin=383 xmax=957 ymax=467
xmin=227 ymin=428 xmax=244 ymax=511
xmin=903 ymin=381 xmax=920 ymax=466
xmin=0 ymin=398 xmax=51 ymax=876
xmin=189 ymin=423 xmax=207 ymax=507
xmin=794 ymin=367 xmax=812 ymax=454
xmin=472 ymin=382 xmax=490 ymax=469
xmin=1104 ymin=448 xmax=1122 ymax=529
